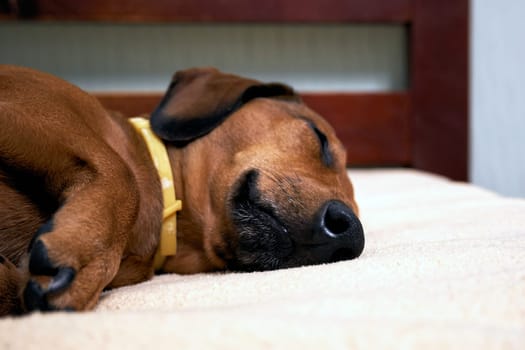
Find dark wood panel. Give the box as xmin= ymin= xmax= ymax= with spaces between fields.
xmin=1 ymin=0 xmax=412 ymax=22
xmin=95 ymin=92 xmax=411 ymax=166
xmin=302 ymin=93 xmax=410 ymax=165
xmin=1 ymin=0 xmax=469 ymax=179
xmin=411 ymin=0 xmax=469 ymax=181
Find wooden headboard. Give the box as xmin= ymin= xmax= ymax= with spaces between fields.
xmin=1 ymin=0 xmax=469 ymax=181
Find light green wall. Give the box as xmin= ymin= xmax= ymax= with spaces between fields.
xmin=0 ymin=23 xmax=407 ymax=92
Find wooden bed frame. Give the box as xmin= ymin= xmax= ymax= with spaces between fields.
xmin=1 ymin=0 xmax=469 ymax=181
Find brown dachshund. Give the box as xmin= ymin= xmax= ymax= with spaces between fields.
xmin=0 ymin=65 xmax=364 ymax=315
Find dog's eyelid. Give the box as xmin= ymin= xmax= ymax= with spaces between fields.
xmin=304 ymin=120 xmax=334 ymax=167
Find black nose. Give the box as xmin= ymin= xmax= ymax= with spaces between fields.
xmin=311 ymin=200 xmax=365 ymax=263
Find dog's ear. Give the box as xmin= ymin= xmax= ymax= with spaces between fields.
xmin=150 ymin=67 xmax=299 ymax=143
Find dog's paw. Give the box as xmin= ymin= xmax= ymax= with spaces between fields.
xmin=22 ymin=225 xmax=119 ymax=313
xmin=23 ymin=239 xmax=77 ymax=312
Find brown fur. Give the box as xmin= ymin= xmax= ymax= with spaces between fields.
xmin=0 ymin=65 xmax=360 ymax=315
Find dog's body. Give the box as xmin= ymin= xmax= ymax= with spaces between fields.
xmin=0 ymin=65 xmax=364 ymax=315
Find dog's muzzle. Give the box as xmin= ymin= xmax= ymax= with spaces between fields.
xmin=230 ymin=170 xmax=365 ymax=271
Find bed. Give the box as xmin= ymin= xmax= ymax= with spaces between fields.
xmin=2 ymin=168 xmax=524 ymax=348
xmin=2 ymin=0 xmax=525 ymax=348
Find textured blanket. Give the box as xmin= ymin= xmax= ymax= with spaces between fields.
xmin=1 ymin=169 xmax=524 ymax=349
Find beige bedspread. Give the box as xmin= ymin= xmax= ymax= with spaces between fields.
xmin=1 ymin=169 xmax=524 ymax=349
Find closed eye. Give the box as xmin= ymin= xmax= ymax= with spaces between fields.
xmin=306 ymin=120 xmax=333 ymax=167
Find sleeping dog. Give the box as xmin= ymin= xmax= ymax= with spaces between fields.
xmin=0 ymin=65 xmax=364 ymax=315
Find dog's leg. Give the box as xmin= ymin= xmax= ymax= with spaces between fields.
xmin=0 ymin=255 xmax=23 ymax=316
xmin=21 ymin=162 xmax=139 ymax=312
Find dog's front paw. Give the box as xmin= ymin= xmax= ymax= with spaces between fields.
xmin=22 ymin=227 xmax=119 ymax=313
xmin=23 ymin=239 xmax=77 ymax=312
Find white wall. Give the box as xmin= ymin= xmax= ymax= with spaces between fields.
xmin=471 ymin=0 xmax=525 ymax=197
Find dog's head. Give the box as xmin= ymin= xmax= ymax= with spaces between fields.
xmin=150 ymin=67 xmax=365 ymax=273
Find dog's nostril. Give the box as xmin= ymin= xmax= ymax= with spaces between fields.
xmin=322 ymin=201 xmax=355 ymax=237
xmin=324 ymin=207 xmax=350 ymax=235
xmin=307 ymin=200 xmax=365 ymax=263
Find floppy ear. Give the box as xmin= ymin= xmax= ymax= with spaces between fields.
xmin=150 ymin=67 xmax=299 ymax=143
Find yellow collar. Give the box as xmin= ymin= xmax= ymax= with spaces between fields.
xmin=129 ymin=117 xmax=182 ymax=271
